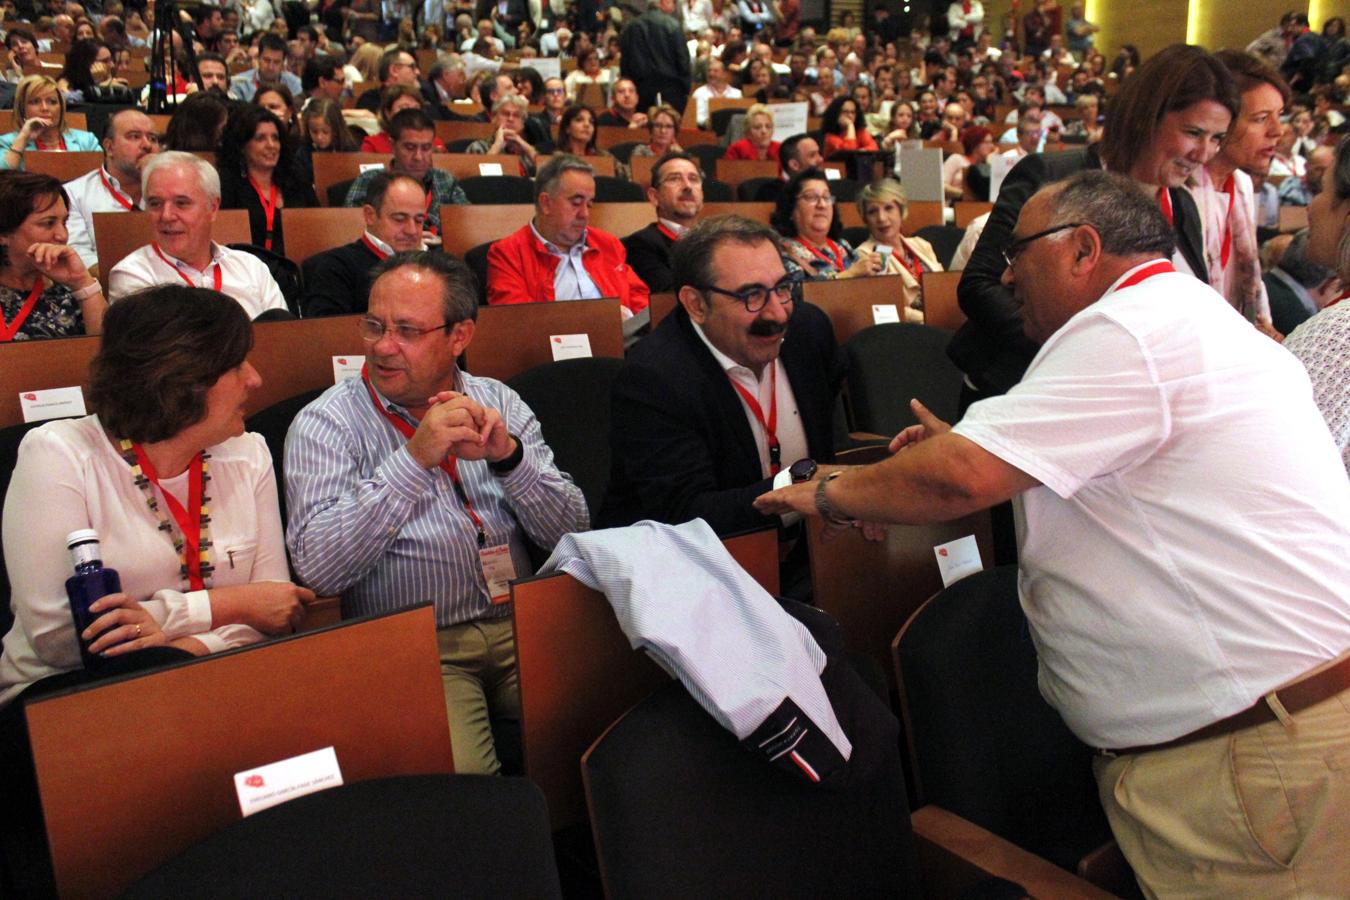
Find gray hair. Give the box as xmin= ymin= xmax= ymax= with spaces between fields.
xmin=671 ymin=214 xmax=784 ymax=292
xmin=534 ymin=153 xmax=594 ymax=203
xmin=1278 ymin=229 xmax=1337 ymax=289
xmin=1043 ymin=170 xmax=1175 ymax=260
xmin=142 ymin=150 xmax=220 ymax=201
xmin=492 ymin=92 xmax=528 ymax=115
xmin=369 ymin=251 xmax=480 ymax=323
xmin=429 ymin=53 xmax=465 ymax=80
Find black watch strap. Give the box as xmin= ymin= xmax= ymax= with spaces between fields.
xmin=488 ymin=434 xmax=524 ymax=475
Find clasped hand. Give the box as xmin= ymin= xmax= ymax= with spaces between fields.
xmin=406 ymin=391 xmax=515 ymax=468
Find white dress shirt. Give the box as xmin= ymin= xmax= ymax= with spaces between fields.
xmin=64 ymin=165 xmax=139 ymax=270
xmin=108 ymin=242 xmax=287 ymax=319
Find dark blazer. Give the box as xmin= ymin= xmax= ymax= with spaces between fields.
xmin=622 ymin=222 xmax=676 ymax=294
xmin=1264 ymin=270 xmax=1316 ymax=336
xmin=599 ymin=301 xmax=843 ymax=535
xmin=301 ymin=238 xmax=380 ymax=318
xmin=948 ymin=146 xmax=1208 ymax=396
xmin=218 ymin=166 xmax=319 ymax=259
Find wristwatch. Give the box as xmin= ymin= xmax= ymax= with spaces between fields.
xmin=487 ymin=434 xmax=524 ymax=475
xmin=813 ymin=471 xmax=852 ymax=525
xmin=788 ymin=458 xmax=817 ymax=484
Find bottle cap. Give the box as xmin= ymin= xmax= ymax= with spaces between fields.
xmin=66 ymin=529 xmax=99 ymax=549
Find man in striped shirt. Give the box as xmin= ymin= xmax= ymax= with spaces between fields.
xmin=284 ymin=252 xmax=589 ymax=775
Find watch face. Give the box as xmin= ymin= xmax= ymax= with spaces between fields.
xmin=789 ymin=458 xmax=817 ymax=483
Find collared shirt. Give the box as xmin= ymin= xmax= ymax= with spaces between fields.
xmin=690 ymin=320 xmax=808 ymax=477
xmin=107 ymin=241 xmax=287 ymax=318
xmin=64 ymin=164 xmax=140 ymax=269
xmin=657 ymin=217 xmax=689 ymax=237
xmin=284 ymin=371 xmax=589 ymax=627
xmin=530 ymin=219 xmax=601 ymax=301
xmin=362 ymin=230 xmax=397 ymax=256
xmin=228 ymin=67 xmax=303 ymax=102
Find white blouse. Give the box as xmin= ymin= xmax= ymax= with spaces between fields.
xmin=0 ymin=415 xmax=289 ymax=707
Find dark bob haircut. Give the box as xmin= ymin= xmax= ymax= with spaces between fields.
xmin=89 ymin=287 xmax=253 ymax=443
xmin=771 ymin=168 xmax=842 ymax=240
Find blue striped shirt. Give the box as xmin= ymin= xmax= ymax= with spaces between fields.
xmin=283 ymin=371 xmax=590 ymax=627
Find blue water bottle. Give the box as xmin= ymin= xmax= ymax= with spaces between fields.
xmin=65 ymin=529 xmax=123 ymax=670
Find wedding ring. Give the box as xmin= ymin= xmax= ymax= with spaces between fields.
xmin=135 ymin=623 xmax=142 ymax=638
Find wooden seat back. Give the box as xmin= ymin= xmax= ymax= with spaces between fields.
xmin=953 ymin=201 xmax=993 ymax=229
xmin=280 ymin=206 xmax=366 ymax=267
xmin=716 ymin=158 xmax=780 ymax=188
xmin=921 ymin=271 xmax=965 ymax=331
xmin=803 ymin=275 xmax=909 ymax=345
xmin=514 ymin=527 xmax=779 ymax=829
xmin=467 ymin=298 xmax=624 ymax=382
xmin=26 ymin=606 xmax=452 ymax=900
xmin=24 ymin=151 xmax=102 ymax=182
xmin=440 ymin=203 xmax=533 ymax=258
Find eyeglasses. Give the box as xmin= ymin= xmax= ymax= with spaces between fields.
xmin=658 ymin=172 xmax=703 ymax=186
xmin=1002 ymin=222 xmax=1083 ymax=269
xmin=544 ymin=86 xmax=566 ymax=94
xmin=359 ymin=316 xmax=452 ymax=345
xmin=797 ymin=192 xmax=835 ymax=206
xmin=697 ymin=275 xmax=803 ymax=312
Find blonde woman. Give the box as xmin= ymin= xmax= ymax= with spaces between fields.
xmin=853 ymin=179 xmax=942 ymax=321
xmin=722 ymin=102 xmax=779 ymax=162
xmin=0 ymin=75 xmax=100 ymax=170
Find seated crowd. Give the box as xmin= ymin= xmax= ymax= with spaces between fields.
xmin=0 ymin=1 xmax=1348 ymax=896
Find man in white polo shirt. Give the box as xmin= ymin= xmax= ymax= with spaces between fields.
xmin=108 ymin=152 xmax=287 ymax=319
xmin=64 ymin=109 xmax=160 ymax=274
xmin=756 ymin=170 xmax=1350 ymax=897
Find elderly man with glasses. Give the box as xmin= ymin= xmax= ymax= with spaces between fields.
xmin=285 ymin=251 xmax=588 ymax=777
xmin=599 ymin=214 xmax=845 ymax=597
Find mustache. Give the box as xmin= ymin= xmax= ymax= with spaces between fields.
xmin=748 ymin=320 xmax=787 ymax=337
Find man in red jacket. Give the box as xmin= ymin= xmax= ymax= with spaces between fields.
xmin=486 ymin=155 xmax=650 ymax=316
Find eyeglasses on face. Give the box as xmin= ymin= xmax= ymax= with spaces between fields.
xmin=797 ymin=192 xmax=835 ymax=206
xmin=697 ymin=275 xmax=803 ymax=312
xmin=1002 ymin=222 xmax=1084 ymax=269
xmin=359 ymin=316 xmax=452 ymax=345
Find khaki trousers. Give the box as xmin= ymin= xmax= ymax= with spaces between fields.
xmin=436 ymin=617 xmax=520 ymax=776
xmin=1094 ymin=688 xmax=1350 ymax=899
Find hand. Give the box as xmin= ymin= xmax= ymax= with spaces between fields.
xmin=210 ymin=581 xmax=317 ymax=634
xmin=431 ymin=391 xmax=515 ymax=461
xmin=844 ymin=251 xmax=881 ymax=278
xmin=27 ymin=242 xmax=92 ymax=288
xmin=629 ymin=112 xmax=648 ymax=129
xmin=1255 ymin=315 xmax=1283 ymax=343
xmin=406 ymin=392 xmax=514 ymax=466
xmin=83 ymin=592 xmax=167 ymax=656
xmin=888 ymin=399 xmax=951 ymax=453
xmin=753 ymin=479 xmax=817 ymax=517
xmin=17 ymin=116 xmax=51 ymax=143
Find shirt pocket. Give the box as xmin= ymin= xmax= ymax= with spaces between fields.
xmin=216 ymin=541 xmax=259 ymax=580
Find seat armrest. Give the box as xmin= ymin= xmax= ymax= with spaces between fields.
xmin=296 ymin=596 xmax=342 ymax=632
xmin=912 ymin=805 xmax=1120 ymax=900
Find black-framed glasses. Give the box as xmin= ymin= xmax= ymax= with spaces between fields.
xmin=359 ymin=316 xmax=452 ymax=345
xmin=697 ymin=275 xmax=803 ymax=312
xmin=1002 ymin=222 xmax=1084 ymax=269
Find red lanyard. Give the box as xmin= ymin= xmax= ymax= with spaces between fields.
xmin=1218 ymin=174 xmax=1235 ymax=268
xmin=796 ymin=237 xmax=844 ymax=270
xmin=897 ymin=242 xmax=924 ymax=281
xmin=1157 ymin=187 xmax=1173 ymax=227
xmin=35 ymin=135 xmax=66 ymax=150
xmin=727 ymin=364 xmax=780 ymax=475
xmin=362 ymin=366 xmax=486 ymax=545
xmin=152 ymin=244 xmax=223 ymax=291
xmin=424 ymin=190 xmax=438 ymax=236
xmin=656 ymin=222 xmax=681 ymax=242
xmin=1112 ymin=260 xmax=1175 ymax=294
xmin=99 ymin=167 xmax=136 ymax=210
xmin=130 ymin=443 xmax=207 ymax=590
xmin=0 ymin=279 xmax=43 ymax=342
xmin=247 ymin=175 xmax=279 ymax=251
xmin=360 ymin=234 xmax=390 ymax=259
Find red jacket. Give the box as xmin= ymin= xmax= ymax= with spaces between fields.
xmin=722 ymin=138 xmax=780 ymax=162
xmin=486 ymin=223 xmax=650 ymax=313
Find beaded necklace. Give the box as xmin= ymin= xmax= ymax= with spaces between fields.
xmin=119 ymin=438 xmax=215 ymax=590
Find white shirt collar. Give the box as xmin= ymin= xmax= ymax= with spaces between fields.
xmin=657 ymin=217 xmax=688 ymax=236
xmin=155 ymin=240 xmax=223 ymax=272
xmin=362 ymin=230 xmax=397 ymax=256
xmin=690 ymin=318 xmax=779 ymax=382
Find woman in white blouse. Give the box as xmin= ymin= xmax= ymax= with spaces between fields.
xmin=0 ymin=285 xmax=315 ymax=710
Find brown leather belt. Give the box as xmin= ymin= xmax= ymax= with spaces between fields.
xmin=1101 ymin=653 xmax=1350 ymax=757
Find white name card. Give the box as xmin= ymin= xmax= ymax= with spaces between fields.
xmin=768 ymin=101 xmax=809 ymax=142
xmin=823 ymin=167 xmax=841 ymax=180
xmin=332 ymin=355 xmax=365 ymax=383
xmin=234 ymin=746 xmax=343 ymax=818
xmin=478 ymin=162 xmax=504 ymax=176
xmin=550 ymin=333 xmax=592 ymax=361
xmin=358 ymin=162 xmax=385 ymax=173
xmin=19 ymin=386 xmax=86 ymax=422
xmin=871 ymin=304 xmax=900 ymax=324
xmin=520 ymin=56 xmax=560 ymax=79
xmin=934 ymin=535 xmax=984 ymax=588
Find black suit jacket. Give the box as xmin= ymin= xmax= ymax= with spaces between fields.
xmin=948 ymin=146 xmax=1208 ymax=396
xmin=599 ymin=301 xmax=843 ymax=535
xmin=622 ymin=222 xmax=676 ymax=294
xmin=301 ymin=238 xmax=380 ymax=318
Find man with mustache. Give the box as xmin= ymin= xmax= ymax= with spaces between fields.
xmin=622 ymin=151 xmax=704 ymax=293
xmin=600 ymin=214 xmax=843 ymax=594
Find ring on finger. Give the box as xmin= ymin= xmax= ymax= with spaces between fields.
xmin=135 ymin=622 xmax=142 ymax=638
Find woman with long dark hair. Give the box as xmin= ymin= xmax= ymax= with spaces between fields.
xmin=217 ymin=105 xmax=318 ymax=257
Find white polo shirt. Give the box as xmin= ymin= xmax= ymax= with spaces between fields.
xmin=107 ymin=242 xmax=287 ymax=319
xmin=953 ymin=263 xmax=1350 ymax=748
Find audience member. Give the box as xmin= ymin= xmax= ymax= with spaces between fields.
xmin=853 ymin=179 xmax=943 ymax=322
xmin=723 ymin=102 xmax=779 ymax=161
xmin=253 ymin=82 xmax=301 ymax=139
xmin=354 ymin=46 xmax=422 ymax=113
xmin=303 ymin=172 xmax=429 ymax=317
xmin=0 ymin=75 xmax=100 ymax=170
xmin=596 ymin=77 xmax=649 ymax=129
xmin=820 ymin=94 xmax=877 ymax=158
xmin=109 ymin=152 xmax=287 ymax=318
xmin=691 ymin=56 xmax=740 ymax=128
xmin=300 ymin=97 xmax=359 ymax=154
xmin=944 ymin=125 xmax=993 ymax=200
xmin=756 ymin=167 xmax=1350 ymax=900
xmin=623 ymin=151 xmax=704 ymax=292
xmin=486 ymin=154 xmax=649 ymax=314
xmin=1264 ymin=228 xmax=1342 ymax=335
xmin=285 ymin=251 xmax=589 ymax=774
xmin=619 ymin=0 xmax=691 ymax=114
xmin=64 ymin=109 xmax=159 ymax=271
xmin=631 ymin=104 xmax=683 ymax=158
xmin=775 ymin=167 xmax=879 ymax=280
xmin=193 ymin=51 xmax=230 ymax=96
xmin=228 ymin=33 xmax=301 ymax=101
xmin=1279 ymin=145 xmax=1334 ymax=207
xmin=344 ymin=108 xmax=469 ymax=238
xmin=162 ymin=91 xmax=229 ymax=152
xmin=301 ymin=53 xmax=345 ymax=106
xmin=466 ymin=94 xmax=540 ymax=176
xmin=217 ymin=105 xmax=318 ymax=257
xmin=361 ymin=84 xmax=445 ymax=154
xmin=0 ymin=172 xmax=105 ymax=338
xmin=778 ymin=132 xmax=823 ymax=179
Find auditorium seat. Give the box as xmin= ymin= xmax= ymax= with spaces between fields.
xmin=459 ymin=174 xmax=535 ymax=205
xmin=845 ymin=323 xmax=963 ymax=434
xmin=593 ymin=175 xmax=644 ymax=202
